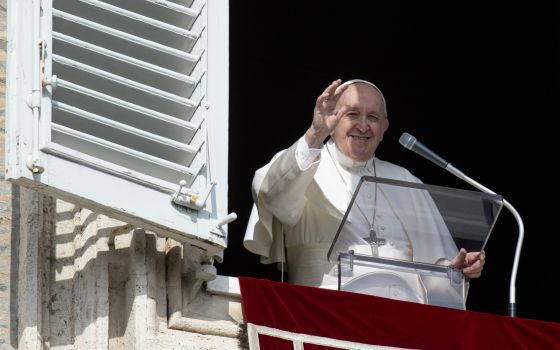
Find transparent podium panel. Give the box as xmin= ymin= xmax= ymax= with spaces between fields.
xmin=328 ymin=176 xmax=503 ymax=309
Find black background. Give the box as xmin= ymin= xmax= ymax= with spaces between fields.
xmin=220 ymin=1 xmax=560 ymax=323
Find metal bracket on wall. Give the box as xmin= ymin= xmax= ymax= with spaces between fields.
xmin=172 ymin=179 xmax=216 ymax=210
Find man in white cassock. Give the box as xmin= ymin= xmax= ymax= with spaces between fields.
xmin=243 ymin=79 xmax=485 ymax=308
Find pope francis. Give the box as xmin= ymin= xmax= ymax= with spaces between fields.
xmin=243 ymin=79 xmax=486 ymax=308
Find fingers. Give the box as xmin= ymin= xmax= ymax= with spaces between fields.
xmin=466 ymin=251 xmax=485 ymax=265
xmin=449 ymin=248 xmax=467 ymax=268
xmin=317 ymin=92 xmax=330 ymax=106
xmin=309 ymin=79 xmax=345 ymax=144
xmin=463 ymin=261 xmax=483 ymax=278
xmin=326 ymin=105 xmax=348 ymax=130
xmin=317 ymin=79 xmax=342 ymax=106
xmin=462 ymin=251 xmax=486 ymax=279
xmin=449 ymin=248 xmax=486 ymax=279
xmin=325 ymin=79 xmax=342 ymax=96
xmin=333 ymin=81 xmax=349 ymax=99
xmin=334 ymin=105 xmax=349 ymax=118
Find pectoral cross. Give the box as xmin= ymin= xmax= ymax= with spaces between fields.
xmin=367 ymin=226 xmax=386 ymax=257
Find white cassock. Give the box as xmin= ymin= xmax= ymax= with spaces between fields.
xmin=244 ymin=138 xmax=465 ymax=308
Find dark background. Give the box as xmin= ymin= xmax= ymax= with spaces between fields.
xmin=220 ymin=2 xmax=560 ymax=323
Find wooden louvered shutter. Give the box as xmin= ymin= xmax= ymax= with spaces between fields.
xmin=5 ymin=0 xmax=230 ymax=257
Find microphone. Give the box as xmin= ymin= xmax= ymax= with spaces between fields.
xmin=398 ymin=131 xmax=524 ymax=318
xmin=398 ymin=132 xmax=449 ymax=169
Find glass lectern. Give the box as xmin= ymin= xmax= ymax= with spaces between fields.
xmin=328 ymin=176 xmax=503 ymax=309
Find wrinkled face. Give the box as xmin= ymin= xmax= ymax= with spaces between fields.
xmin=331 ymin=83 xmax=389 ymax=161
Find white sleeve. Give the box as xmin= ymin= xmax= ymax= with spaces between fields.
xmin=295 ymin=136 xmax=323 ymax=170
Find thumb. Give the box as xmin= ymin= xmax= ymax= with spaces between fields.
xmin=450 ymin=248 xmax=468 ymax=268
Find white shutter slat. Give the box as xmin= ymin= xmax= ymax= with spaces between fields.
xmin=56 ymin=0 xmax=200 ymax=42
xmin=53 ymin=9 xmax=201 ymax=74
xmin=52 ymin=101 xmax=198 ymax=154
xmin=51 ymin=123 xmax=202 ymax=184
xmin=102 ymin=0 xmax=199 ymax=28
xmin=52 ymin=32 xmax=201 ymax=96
xmin=54 ymin=79 xmax=200 ymax=141
xmin=56 ymin=0 xmax=200 ymax=41
xmin=53 ymin=55 xmax=198 ymax=108
xmin=42 ymin=142 xmax=184 ymax=193
xmin=52 ymin=109 xmax=203 ymax=167
xmin=54 ymin=63 xmax=200 ymax=119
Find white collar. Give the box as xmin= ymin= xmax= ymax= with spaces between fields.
xmin=326 ymin=140 xmax=375 ymax=171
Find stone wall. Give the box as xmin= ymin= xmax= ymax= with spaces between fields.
xmin=3 ymin=196 xmax=244 ymax=350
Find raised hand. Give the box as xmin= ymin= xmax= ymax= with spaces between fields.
xmin=305 ymin=79 xmax=349 ymax=148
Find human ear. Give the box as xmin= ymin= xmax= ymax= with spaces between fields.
xmin=382 ymin=118 xmax=389 ymax=133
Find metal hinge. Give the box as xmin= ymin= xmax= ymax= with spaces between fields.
xmin=25 ymin=39 xmax=58 ymax=175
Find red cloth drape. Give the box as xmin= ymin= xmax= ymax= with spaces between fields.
xmin=239 ymin=277 xmax=560 ymax=350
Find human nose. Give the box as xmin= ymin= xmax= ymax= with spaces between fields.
xmin=355 ymin=116 xmax=369 ymax=131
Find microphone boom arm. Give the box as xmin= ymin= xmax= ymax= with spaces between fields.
xmin=446 ymin=164 xmax=524 ymax=317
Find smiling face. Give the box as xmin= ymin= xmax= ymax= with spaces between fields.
xmin=330 ymin=83 xmax=389 ymax=161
